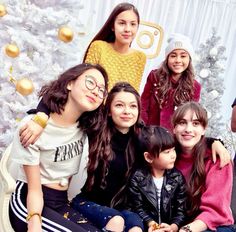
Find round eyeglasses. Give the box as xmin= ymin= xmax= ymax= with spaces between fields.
xmin=85 ymin=75 xmax=107 ymax=99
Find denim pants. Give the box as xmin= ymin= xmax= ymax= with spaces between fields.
xmin=71 ymin=194 xmax=144 ymax=232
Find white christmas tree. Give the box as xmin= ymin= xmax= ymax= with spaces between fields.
xmin=195 ymin=28 xmax=226 ymax=136
xmin=0 ymin=0 xmax=94 ymax=155
xmin=195 ymin=28 xmax=236 ymax=153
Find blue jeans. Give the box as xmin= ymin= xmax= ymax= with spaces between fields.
xmin=204 ymin=225 xmax=236 ymax=232
xmin=71 ymin=194 xmax=144 ymax=232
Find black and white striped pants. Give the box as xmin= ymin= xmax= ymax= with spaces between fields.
xmin=9 ymin=181 xmax=101 ymax=232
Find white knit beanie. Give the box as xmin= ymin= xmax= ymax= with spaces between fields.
xmin=165 ymin=33 xmax=194 ymax=59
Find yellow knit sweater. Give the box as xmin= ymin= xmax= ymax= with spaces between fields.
xmin=85 ymin=40 xmax=146 ymax=91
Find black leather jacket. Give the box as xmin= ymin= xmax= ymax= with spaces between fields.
xmin=127 ymin=167 xmax=187 ymax=228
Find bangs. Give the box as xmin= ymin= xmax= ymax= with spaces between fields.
xmin=156 ymin=128 xmax=175 ymax=152
xmin=172 ymin=102 xmax=208 ymax=128
xmin=149 ymin=126 xmax=175 ymax=154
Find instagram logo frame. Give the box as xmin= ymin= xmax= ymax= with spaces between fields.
xmin=133 ymin=21 xmax=164 ymax=59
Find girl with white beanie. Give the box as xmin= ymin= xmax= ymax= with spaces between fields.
xmin=141 ymin=33 xmax=201 ymax=131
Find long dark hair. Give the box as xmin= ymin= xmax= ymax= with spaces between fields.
xmin=83 ymin=2 xmax=140 ymax=62
xmin=154 ymin=57 xmax=195 ymax=108
xmin=86 ymin=82 xmax=141 ymax=193
xmin=172 ymin=101 xmax=208 ymax=218
xmin=39 ymin=63 xmax=108 ymax=133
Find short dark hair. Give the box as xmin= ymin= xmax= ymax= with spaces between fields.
xmin=39 ymin=63 xmax=108 ymax=132
xmin=39 ymin=63 xmax=108 ymax=113
xmin=138 ymin=125 xmax=175 ymax=158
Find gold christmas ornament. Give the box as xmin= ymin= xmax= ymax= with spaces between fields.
xmin=0 ymin=4 xmax=7 ymax=17
xmin=5 ymin=44 xmax=20 ymax=58
xmin=58 ymin=26 xmax=74 ymax=43
xmin=15 ymin=78 xmax=34 ymax=96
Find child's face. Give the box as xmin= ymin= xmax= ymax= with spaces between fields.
xmin=151 ymin=147 xmax=176 ymax=171
xmin=110 ymin=91 xmax=139 ymax=134
xmin=173 ymin=109 xmax=206 ymax=153
xmin=167 ymin=49 xmax=190 ymax=77
xmin=113 ymin=10 xmax=139 ymax=46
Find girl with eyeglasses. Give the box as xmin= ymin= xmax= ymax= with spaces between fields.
xmin=19 ymin=82 xmax=144 ymax=232
xmin=83 ymin=2 xmax=146 ymax=91
xmin=19 ymin=2 xmax=146 ymax=147
xmin=9 ymin=63 xmax=108 ymax=232
xmin=18 ymin=84 xmax=231 ymax=232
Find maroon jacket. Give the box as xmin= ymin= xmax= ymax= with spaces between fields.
xmin=141 ymin=69 xmax=201 ymax=130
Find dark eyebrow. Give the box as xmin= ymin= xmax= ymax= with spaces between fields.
xmin=171 ymin=51 xmax=188 ymax=55
xmin=117 ymin=19 xmax=137 ymax=23
xmin=192 ymin=119 xmax=201 ymax=122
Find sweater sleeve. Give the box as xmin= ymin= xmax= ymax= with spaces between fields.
xmin=141 ymin=70 xmax=155 ymax=124
xmin=27 ymin=98 xmax=50 ymax=116
xmin=84 ymin=41 xmax=102 ymax=64
xmin=195 ymin=159 xmax=234 ymax=230
xmin=205 ymin=137 xmax=224 ymax=148
xmin=36 ymin=98 xmax=50 ymax=115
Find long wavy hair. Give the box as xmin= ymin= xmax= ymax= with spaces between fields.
xmin=154 ymin=56 xmax=195 ymax=108
xmin=86 ymin=82 xmax=141 ymax=194
xmin=83 ymin=2 xmax=140 ymax=62
xmin=39 ymin=63 xmax=108 ymax=134
xmin=172 ymin=101 xmax=208 ymax=218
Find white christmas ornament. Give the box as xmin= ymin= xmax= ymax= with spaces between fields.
xmin=199 ymin=69 xmax=209 ymax=78
xmin=0 ymin=0 xmax=93 ymax=155
xmin=209 ymin=90 xmax=219 ymax=100
xmin=209 ymin=47 xmax=218 ymax=56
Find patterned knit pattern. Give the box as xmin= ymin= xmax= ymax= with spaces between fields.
xmin=85 ymin=40 xmax=146 ymax=91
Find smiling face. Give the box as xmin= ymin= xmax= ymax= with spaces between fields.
xmin=167 ymin=49 xmax=190 ymax=80
xmin=173 ymin=109 xmax=206 ymax=153
xmin=67 ymin=68 xmax=105 ymax=114
xmin=113 ymin=9 xmax=139 ymax=46
xmin=110 ymin=91 xmax=139 ymax=134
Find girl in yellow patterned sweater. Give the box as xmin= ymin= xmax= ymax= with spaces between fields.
xmin=83 ymin=2 xmax=146 ymax=91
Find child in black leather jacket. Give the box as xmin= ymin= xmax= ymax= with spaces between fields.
xmin=127 ymin=125 xmax=187 ymax=232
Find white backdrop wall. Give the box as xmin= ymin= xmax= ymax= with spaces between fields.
xmin=79 ymin=0 xmax=236 ymax=123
